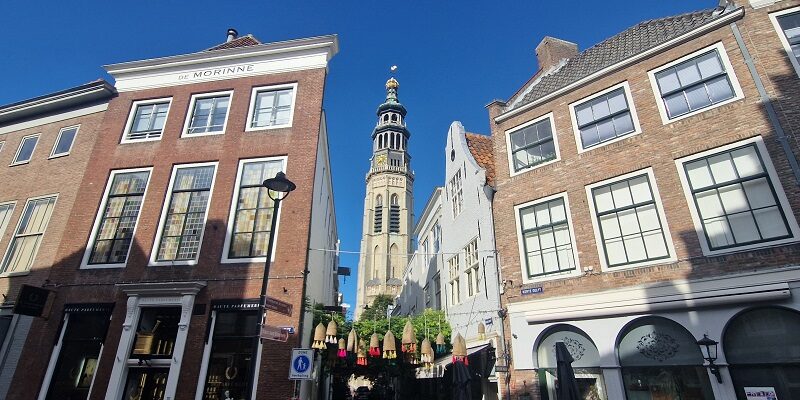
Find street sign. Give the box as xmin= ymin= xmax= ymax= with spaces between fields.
xmin=265 ymin=297 xmax=293 ymax=316
xmin=260 ymin=325 xmax=289 ymax=342
xmin=13 ymin=285 xmax=53 ymax=317
xmin=289 ymin=349 xmax=314 ymax=380
xmin=520 ymin=286 xmax=543 ymax=296
xmin=495 ymin=365 xmax=509 ymax=373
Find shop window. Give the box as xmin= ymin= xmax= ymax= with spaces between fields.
xmin=202 ymin=310 xmax=260 ymax=400
xmin=724 ymin=307 xmax=800 ymax=400
xmin=44 ymin=308 xmax=112 ymax=400
xmin=536 ymin=325 xmax=606 ymax=400
xmin=121 ymin=307 xmax=180 ymax=400
xmin=618 ymin=317 xmax=713 ymax=400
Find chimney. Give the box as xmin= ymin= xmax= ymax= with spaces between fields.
xmin=226 ymin=28 xmax=238 ymax=43
xmin=535 ymin=36 xmax=578 ymax=72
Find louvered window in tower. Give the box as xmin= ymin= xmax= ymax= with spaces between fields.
xmin=389 ymin=194 xmax=400 ymax=233
xmin=374 ymin=195 xmax=383 ymax=233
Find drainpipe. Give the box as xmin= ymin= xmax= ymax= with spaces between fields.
xmin=730 ymin=21 xmax=800 ymax=184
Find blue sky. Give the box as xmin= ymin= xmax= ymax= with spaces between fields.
xmin=0 ymin=0 xmax=710 ymax=314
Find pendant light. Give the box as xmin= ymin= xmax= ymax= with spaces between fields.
xmin=401 ymin=320 xmax=416 ymax=353
xmin=347 ymin=329 xmax=358 ymax=354
xmin=421 ymin=337 xmax=434 ymax=369
xmin=337 ymin=338 xmax=347 ymax=358
xmin=357 ymin=339 xmax=368 ymax=366
xmin=452 ymin=333 xmax=468 ymax=365
xmin=383 ymin=330 xmax=397 ymax=359
xmin=312 ymin=322 xmax=327 ymax=350
xmin=369 ymin=333 xmax=381 ymax=357
xmin=435 ymin=332 xmax=446 ymax=354
xmin=325 ymin=320 xmax=338 ymax=344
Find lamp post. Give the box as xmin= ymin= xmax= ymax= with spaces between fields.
xmin=696 ymin=334 xmax=722 ymax=383
xmin=250 ymin=171 xmax=296 ymax=398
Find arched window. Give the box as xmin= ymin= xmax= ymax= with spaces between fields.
xmin=383 ymin=114 xmax=389 ymax=123
xmin=618 ymin=317 xmax=713 ymax=399
xmin=374 ymin=195 xmax=383 ymax=233
xmin=379 ymin=134 xmax=385 ymax=149
xmin=391 ymin=114 xmax=398 ymax=122
xmin=390 ymin=133 xmax=396 ymax=149
xmin=724 ymin=307 xmax=800 ymax=399
xmin=536 ymin=325 xmax=605 ymax=399
xmin=391 ymin=194 xmax=398 ymax=206
xmin=388 ymin=244 xmax=399 ymax=278
xmin=372 ymin=245 xmax=380 ymax=280
xmin=389 ymin=194 xmax=400 ymax=233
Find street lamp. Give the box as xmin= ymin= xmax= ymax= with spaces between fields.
xmin=696 ymin=334 xmax=722 ymax=383
xmin=250 ymin=171 xmax=296 ymax=397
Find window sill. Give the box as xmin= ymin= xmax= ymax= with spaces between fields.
xmin=180 ymin=130 xmax=225 ymax=139
xmin=48 ymin=153 xmax=70 ymax=160
xmin=9 ymin=160 xmax=31 ymax=167
xmin=120 ymin=136 xmax=163 ymax=145
xmin=0 ymin=270 xmax=31 ymax=278
xmin=699 ymin=237 xmax=800 ymax=258
xmin=522 ymin=268 xmax=580 ymax=285
xmin=576 ymin=130 xmax=641 ymax=154
xmin=509 ymin=157 xmax=560 ymax=178
xmin=80 ymin=263 xmax=126 ymax=270
xmin=148 ymin=260 xmax=197 ymax=267
xmin=245 ymin=123 xmax=293 ymax=132
xmin=661 ymin=96 xmax=744 ymax=125
xmin=600 ymin=255 xmax=677 ymax=273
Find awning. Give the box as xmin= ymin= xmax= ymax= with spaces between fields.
xmin=415 ymin=344 xmax=490 ymax=379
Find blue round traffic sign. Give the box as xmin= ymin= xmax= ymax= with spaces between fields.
xmin=293 ymin=355 xmax=310 ymax=373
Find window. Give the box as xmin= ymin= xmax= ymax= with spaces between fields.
xmin=202 ymin=307 xmax=260 ymax=399
xmin=0 ymin=202 xmax=15 ymax=240
xmin=448 ymin=255 xmax=460 ymax=305
xmin=123 ymin=307 xmax=179 ymax=400
xmin=517 ymin=195 xmax=578 ymax=278
xmin=507 ymin=114 xmax=558 ymax=173
xmin=222 ymin=158 xmax=284 ymax=262
xmin=84 ymin=169 xmax=151 ymax=267
xmin=771 ymin=7 xmax=800 ymax=78
xmin=0 ymin=141 xmax=4 ymax=153
xmin=247 ymin=84 xmax=296 ymax=130
xmin=152 ymin=163 xmax=217 ymax=264
xmin=50 ymin=125 xmax=79 ymax=158
xmin=433 ymin=273 xmax=441 ymax=310
xmin=183 ymin=92 xmax=232 ymax=136
xmin=449 ymin=170 xmax=463 ymax=218
xmin=11 ymin=134 xmax=38 ymax=165
xmin=676 ymin=138 xmax=799 ymax=254
xmin=588 ymin=171 xmax=672 ymax=269
xmin=464 ymin=239 xmax=480 ymax=296
xmin=123 ymin=98 xmax=171 ymax=142
xmin=374 ymin=195 xmax=383 ymax=233
xmin=649 ymin=43 xmax=742 ymax=122
xmin=1 ymin=195 xmax=57 ymax=274
xmin=571 ymin=83 xmax=639 ymax=150
xmin=389 ymin=194 xmax=400 ymax=233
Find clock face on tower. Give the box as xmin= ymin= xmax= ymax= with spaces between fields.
xmin=376 ymin=154 xmax=387 ymax=166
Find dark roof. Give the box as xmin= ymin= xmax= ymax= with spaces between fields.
xmin=506 ymin=8 xmax=733 ymax=112
xmin=206 ymin=35 xmax=262 ymax=51
xmin=465 ymin=133 xmax=495 ymax=187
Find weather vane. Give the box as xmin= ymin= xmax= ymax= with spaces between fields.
xmin=390 ymin=65 xmax=398 ymax=74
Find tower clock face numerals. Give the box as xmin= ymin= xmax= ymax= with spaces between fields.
xmin=376 ymin=154 xmax=387 ymax=166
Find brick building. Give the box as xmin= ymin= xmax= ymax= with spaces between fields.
xmin=1 ymin=31 xmax=339 ymax=400
xmin=0 ymin=80 xmax=116 ymax=399
xmin=486 ymin=1 xmax=800 ymax=399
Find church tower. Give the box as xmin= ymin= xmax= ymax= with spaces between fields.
xmin=354 ymin=77 xmax=414 ymax=319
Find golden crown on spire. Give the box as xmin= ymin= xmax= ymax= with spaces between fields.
xmin=386 ymin=77 xmax=399 ymax=90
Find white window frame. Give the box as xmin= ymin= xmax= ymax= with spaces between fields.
xmin=245 ymin=83 xmax=298 ymax=132
xmin=505 ymin=112 xmax=561 ymax=177
xmin=0 ymin=193 xmax=58 ymax=276
xmin=121 ymin=97 xmax=173 ymax=144
xmin=449 ymin=170 xmax=463 ymax=218
xmin=585 ymin=168 xmax=677 ymax=272
xmin=49 ymin=125 xmax=80 ymax=158
xmin=568 ymin=82 xmax=642 ymax=153
xmin=221 ymin=156 xmax=288 ymax=264
xmin=11 ymin=133 xmax=39 ymax=166
xmin=0 ymin=141 xmax=5 ymax=153
xmin=769 ymin=6 xmax=800 ymax=79
xmin=647 ymin=42 xmax=744 ymax=124
xmin=181 ymin=91 xmax=233 ymax=138
xmin=80 ymin=167 xmax=154 ymax=269
xmin=149 ymin=161 xmax=219 ymax=266
xmin=674 ymin=136 xmax=800 ymax=256
xmin=514 ymin=192 xmax=582 ymax=284
xmin=448 ymin=255 xmax=460 ymax=305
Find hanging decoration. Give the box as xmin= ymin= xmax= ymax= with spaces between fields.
xmin=477 ymin=322 xmax=486 ymax=340
xmin=337 ymin=338 xmax=347 ymax=358
xmin=325 ymin=320 xmax=338 ymax=344
xmin=401 ymin=320 xmax=417 ymax=353
xmin=435 ymin=332 xmax=446 ymax=354
xmin=421 ymin=338 xmax=434 ymax=369
xmin=347 ymin=329 xmax=358 ymax=354
xmin=357 ymin=339 xmax=368 ymax=366
xmin=452 ymin=333 xmax=468 ymax=365
xmin=369 ymin=333 xmax=381 ymax=357
xmin=383 ymin=330 xmax=397 ymax=359
xmin=312 ymin=322 xmax=327 ymax=350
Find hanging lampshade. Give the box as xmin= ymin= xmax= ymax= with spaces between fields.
xmin=347 ymin=329 xmax=358 ymax=354
xmin=325 ymin=320 xmax=338 ymax=344
xmin=420 ymin=338 xmax=434 ymax=369
xmin=477 ymin=322 xmax=486 ymax=340
xmin=435 ymin=332 xmax=446 ymax=354
xmin=312 ymin=322 xmax=327 ymax=350
xmin=401 ymin=320 xmax=416 ymax=353
xmin=337 ymin=338 xmax=347 ymax=358
xmin=452 ymin=333 xmax=468 ymax=365
xmin=369 ymin=333 xmax=381 ymax=357
xmin=383 ymin=330 xmax=397 ymax=359
xmin=356 ymin=339 xmax=368 ymax=366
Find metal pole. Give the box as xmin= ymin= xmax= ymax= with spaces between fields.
xmin=249 ymin=194 xmax=284 ymax=399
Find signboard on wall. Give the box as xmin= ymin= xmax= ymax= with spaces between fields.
xmin=13 ymin=285 xmax=53 ymax=317
xmin=744 ymin=387 xmax=778 ymax=400
xmin=289 ymin=349 xmax=314 ymax=380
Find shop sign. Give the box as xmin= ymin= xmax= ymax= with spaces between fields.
xmin=13 ymin=285 xmax=53 ymax=317
xmin=260 ymin=325 xmax=289 ymax=342
xmin=520 ymin=286 xmax=543 ymax=296
xmin=265 ymin=297 xmax=293 ymax=316
xmin=289 ymin=349 xmax=314 ymax=380
xmin=744 ymin=387 xmax=778 ymax=400
xmin=63 ymin=303 xmax=114 ymax=314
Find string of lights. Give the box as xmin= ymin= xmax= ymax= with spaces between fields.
xmin=308 ymin=247 xmax=499 ymax=257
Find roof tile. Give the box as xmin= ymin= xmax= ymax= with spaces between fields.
xmin=465 ymin=133 xmax=496 ymax=187
xmin=206 ymin=35 xmax=262 ymax=51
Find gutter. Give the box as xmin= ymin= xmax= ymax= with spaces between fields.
xmin=494 ymin=8 xmax=745 ymax=124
